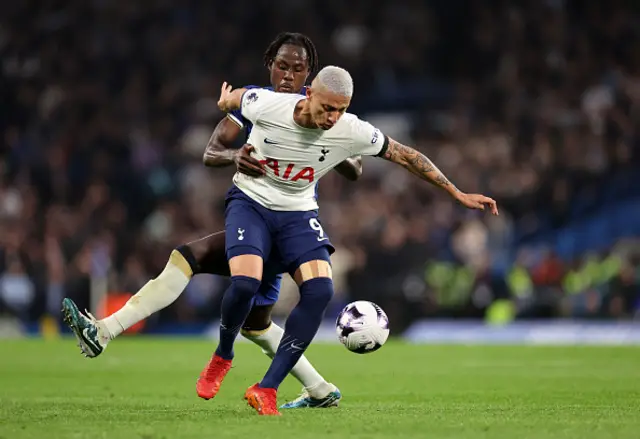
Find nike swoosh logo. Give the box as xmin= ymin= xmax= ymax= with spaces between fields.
xmin=264 ymin=138 xmax=279 ymax=144
xmin=82 ymin=327 xmax=96 ymax=342
xmin=81 ymin=327 xmax=101 ymax=353
xmin=290 ymin=342 xmax=304 ymax=351
xmin=317 ymin=237 xmax=328 ymax=242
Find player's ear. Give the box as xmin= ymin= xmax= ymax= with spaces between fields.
xmin=306 ymin=87 xmax=312 ymax=99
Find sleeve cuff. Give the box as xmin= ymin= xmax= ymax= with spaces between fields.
xmin=376 ymin=135 xmax=390 ymax=157
xmin=227 ymin=113 xmax=244 ymax=128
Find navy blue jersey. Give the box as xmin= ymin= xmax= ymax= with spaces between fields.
xmin=227 ymin=85 xmax=307 ymax=139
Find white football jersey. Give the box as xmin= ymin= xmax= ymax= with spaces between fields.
xmin=233 ymin=88 xmax=387 ymax=211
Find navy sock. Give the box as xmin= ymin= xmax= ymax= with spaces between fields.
xmin=259 ymin=277 xmax=334 ymax=389
xmin=215 ymin=275 xmax=261 ymax=360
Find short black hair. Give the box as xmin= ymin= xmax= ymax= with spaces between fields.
xmin=263 ymin=32 xmax=318 ymax=73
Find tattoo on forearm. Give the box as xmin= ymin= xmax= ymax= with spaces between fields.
xmin=383 ymin=139 xmax=457 ymax=191
xmin=433 ymin=174 xmax=452 ymax=187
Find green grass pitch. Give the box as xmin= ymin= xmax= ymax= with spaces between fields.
xmin=1 ymin=338 xmax=639 ymax=439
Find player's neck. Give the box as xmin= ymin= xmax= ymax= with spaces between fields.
xmin=293 ymin=101 xmax=319 ymax=129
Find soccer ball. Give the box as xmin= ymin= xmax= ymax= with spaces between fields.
xmin=335 ymin=301 xmax=389 ymax=354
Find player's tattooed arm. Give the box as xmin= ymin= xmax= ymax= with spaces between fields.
xmin=334 ymin=156 xmax=363 ymax=181
xmin=382 ymin=138 xmax=459 ymax=195
xmin=381 ymin=137 xmax=499 ymax=214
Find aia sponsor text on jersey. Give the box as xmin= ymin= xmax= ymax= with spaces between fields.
xmin=259 ymin=159 xmax=315 ymax=183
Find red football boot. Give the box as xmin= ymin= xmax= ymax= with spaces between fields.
xmin=196 ymin=354 xmax=232 ymax=400
xmin=244 ymin=383 xmax=281 ymax=416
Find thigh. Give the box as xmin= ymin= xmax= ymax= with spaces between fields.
xmin=275 ymin=210 xmax=335 ymax=273
xmin=185 ymin=231 xmax=229 ymax=276
xmin=225 ymin=197 xmax=271 ymax=278
xmin=225 ymin=197 xmax=272 ymax=261
xmin=292 ymin=246 xmax=333 ymax=285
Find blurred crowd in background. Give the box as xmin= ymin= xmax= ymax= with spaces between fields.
xmin=1 ymin=0 xmax=639 ymax=331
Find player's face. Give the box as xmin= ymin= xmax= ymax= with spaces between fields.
xmin=269 ymin=45 xmax=310 ymax=93
xmin=306 ymin=87 xmax=351 ymax=130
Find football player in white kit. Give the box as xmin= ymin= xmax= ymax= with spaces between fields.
xmin=212 ymin=66 xmax=499 ymax=415
xmin=60 ymin=33 xmax=352 ymax=410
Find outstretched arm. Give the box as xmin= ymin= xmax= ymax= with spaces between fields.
xmin=381 ymin=137 xmax=499 ymax=214
xmin=334 ymin=156 xmax=363 ymax=181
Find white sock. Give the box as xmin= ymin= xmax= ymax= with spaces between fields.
xmin=242 ymin=323 xmax=336 ymax=398
xmin=102 ymin=250 xmax=192 ymax=339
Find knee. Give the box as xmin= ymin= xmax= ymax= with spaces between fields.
xmin=299 ymin=277 xmax=334 ymax=308
xmin=228 ymin=253 xmax=263 ymax=279
xmin=242 ymin=305 xmax=273 ymax=331
xmin=177 ymin=233 xmax=228 ymax=276
xmin=185 ymin=239 xmax=209 ymax=261
xmin=175 ymin=244 xmax=201 ymax=274
xmin=230 ymin=275 xmax=262 ymax=301
xmin=292 ymin=249 xmax=332 ymax=285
